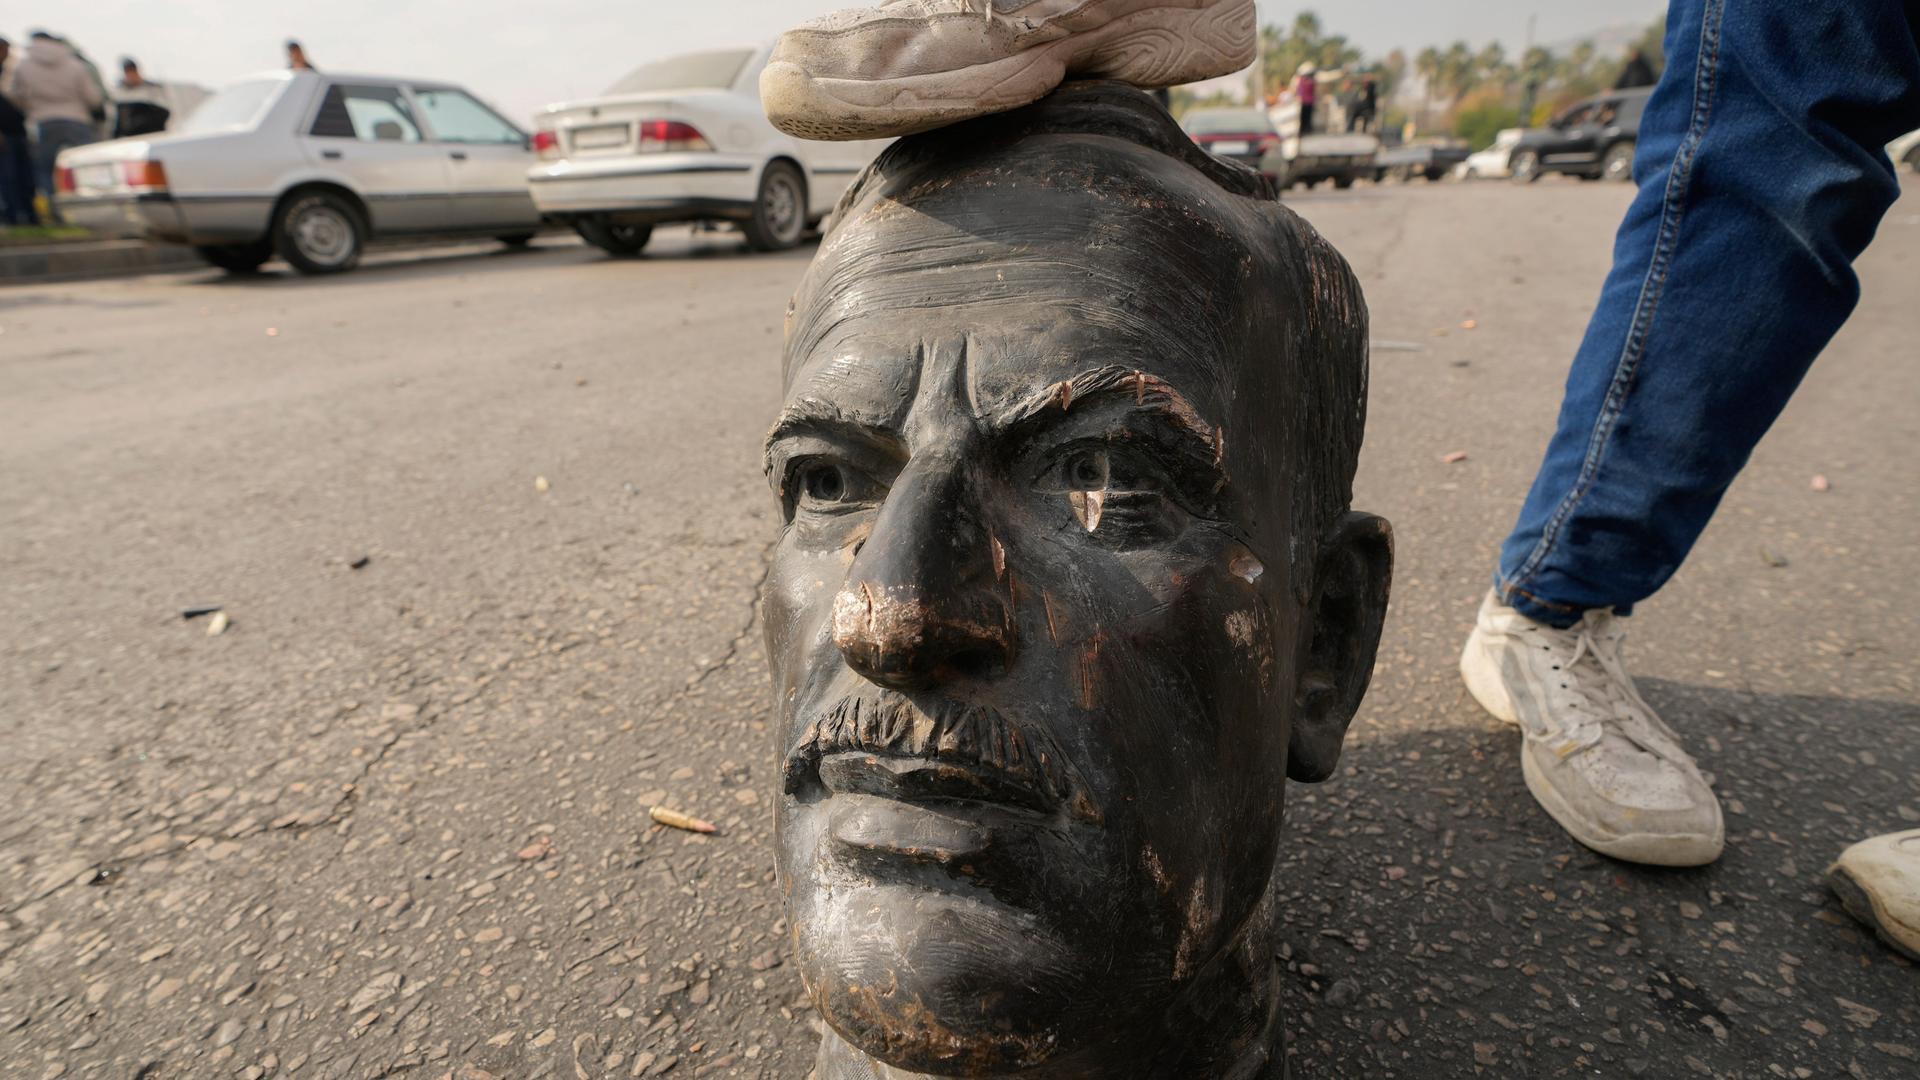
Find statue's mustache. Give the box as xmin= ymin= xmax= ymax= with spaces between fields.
xmin=784 ymin=691 xmax=1075 ymax=813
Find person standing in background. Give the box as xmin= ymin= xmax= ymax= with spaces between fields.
xmin=112 ymin=58 xmax=172 ymax=138
xmin=1350 ymin=71 xmax=1378 ymax=133
xmin=9 ymin=31 xmax=103 ymax=218
xmin=1294 ymin=62 xmax=1317 ymax=134
xmin=286 ymin=40 xmax=316 ymax=72
xmin=0 ymin=36 xmax=40 ymax=225
xmin=1614 ymin=47 xmax=1656 ymax=90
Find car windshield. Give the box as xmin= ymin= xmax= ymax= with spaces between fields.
xmin=604 ymin=49 xmax=755 ymax=95
xmin=177 ymin=78 xmax=284 ymax=134
xmin=1183 ymin=109 xmax=1272 ymax=135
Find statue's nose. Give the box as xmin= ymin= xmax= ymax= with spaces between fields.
xmin=832 ymin=463 xmax=1014 ymax=691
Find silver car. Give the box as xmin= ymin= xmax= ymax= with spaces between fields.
xmin=54 ymin=69 xmax=543 ymax=274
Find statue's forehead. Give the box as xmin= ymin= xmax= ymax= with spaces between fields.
xmin=783 ymin=304 xmax=1233 ymax=431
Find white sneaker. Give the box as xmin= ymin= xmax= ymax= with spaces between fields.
xmin=761 ymin=0 xmax=1257 ymax=140
xmin=1460 ymin=590 xmax=1724 ymax=866
xmin=1827 ymin=830 xmax=1920 ymax=961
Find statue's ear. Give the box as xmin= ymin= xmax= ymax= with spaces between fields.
xmin=1287 ymin=512 xmax=1393 ymax=782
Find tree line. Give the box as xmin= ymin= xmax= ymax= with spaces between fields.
xmin=1172 ymin=11 xmax=1666 ymax=152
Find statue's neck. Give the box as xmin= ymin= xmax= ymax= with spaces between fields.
xmin=812 ymin=958 xmax=1287 ymax=1080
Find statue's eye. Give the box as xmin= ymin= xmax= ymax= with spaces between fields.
xmin=1064 ymin=449 xmax=1109 ymax=491
xmin=800 ymin=463 xmax=849 ymax=503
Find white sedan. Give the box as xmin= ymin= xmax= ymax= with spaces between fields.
xmin=529 ymin=45 xmax=887 ymax=256
xmin=54 ymin=69 xmax=543 ymax=274
xmin=1459 ymin=128 xmax=1524 ymax=180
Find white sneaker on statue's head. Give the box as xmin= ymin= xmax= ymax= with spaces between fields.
xmin=761 ymin=0 xmax=1256 ymax=140
xmin=1460 ymin=590 xmax=1725 ymax=866
xmin=1828 ymin=830 xmax=1920 ymax=962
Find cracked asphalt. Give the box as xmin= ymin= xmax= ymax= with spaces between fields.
xmin=3 ymin=178 xmax=1916 ymax=1080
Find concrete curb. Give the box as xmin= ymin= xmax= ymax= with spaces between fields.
xmin=0 ymin=240 xmax=201 ymax=284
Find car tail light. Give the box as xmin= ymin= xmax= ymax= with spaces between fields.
xmin=637 ymin=120 xmax=712 ymax=153
xmin=121 ymin=160 xmax=169 ymax=191
xmin=56 ymin=166 xmax=78 ymax=194
xmin=533 ymin=130 xmax=560 ymax=160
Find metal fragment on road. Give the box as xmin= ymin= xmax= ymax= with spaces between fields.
xmin=649 ymin=806 xmax=717 ymax=834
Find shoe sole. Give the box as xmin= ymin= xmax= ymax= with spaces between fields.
xmin=1826 ymin=864 xmax=1920 ymax=962
xmin=1460 ymin=630 xmax=1724 ymax=868
xmin=763 ymin=0 xmax=1257 ymax=140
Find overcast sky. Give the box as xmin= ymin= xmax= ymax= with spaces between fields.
xmin=19 ymin=0 xmax=1664 ymax=124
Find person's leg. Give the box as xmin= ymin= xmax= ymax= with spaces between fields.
xmin=1464 ymin=0 xmax=1920 ymax=868
xmin=0 ymin=138 xmax=23 ymax=224
xmin=1496 ymin=0 xmax=1920 ymax=625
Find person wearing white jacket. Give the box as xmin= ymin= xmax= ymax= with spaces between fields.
xmin=9 ymin=31 xmax=103 ymax=216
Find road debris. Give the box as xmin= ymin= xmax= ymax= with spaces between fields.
xmin=1759 ymin=546 xmax=1789 ymax=568
xmin=516 ymin=835 xmax=553 ymax=860
xmin=181 ymin=604 xmax=222 ymax=620
xmin=1810 ymin=474 xmax=1831 ymax=492
xmin=205 ymin=611 xmax=230 ymax=636
xmin=534 ymin=475 xmax=550 ymax=493
xmin=349 ymin=555 xmax=371 ymax=570
xmin=649 ymin=806 xmax=717 ymax=834
xmin=1441 ymin=450 xmax=1470 ymax=464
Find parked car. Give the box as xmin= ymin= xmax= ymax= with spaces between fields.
xmin=1458 ymin=128 xmax=1524 ymax=180
xmin=54 ymin=69 xmax=543 ymax=274
xmin=1510 ymin=87 xmax=1652 ymax=183
xmin=1891 ymin=128 xmax=1920 ymax=173
xmin=1374 ymin=138 xmax=1468 ymax=182
xmin=529 ymin=45 xmax=886 ymax=256
xmin=1255 ymin=99 xmax=1378 ymax=190
xmin=1180 ymin=107 xmax=1279 ymax=172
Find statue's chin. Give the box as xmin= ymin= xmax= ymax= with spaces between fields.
xmin=792 ymin=883 xmax=1139 ymax=1075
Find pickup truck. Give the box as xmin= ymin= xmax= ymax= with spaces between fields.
xmin=1374 ymin=140 xmax=1470 ymax=182
xmin=1258 ymin=131 xmax=1380 ymax=190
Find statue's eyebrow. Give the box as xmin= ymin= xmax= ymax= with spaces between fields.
xmin=762 ymin=399 xmax=904 ymax=477
xmin=994 ymin=366 xmax=1228 ymax=488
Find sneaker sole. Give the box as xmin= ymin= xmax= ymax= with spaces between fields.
xmin=763 ymin=0 xmax=1257 ymax=140
xmin=1461 ymin=629 xmax=1724 ymax=868
xmin=1826 ymin=863 xmax=1920 ymax=962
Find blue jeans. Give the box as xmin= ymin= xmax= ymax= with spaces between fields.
xmin=1496 ymin=0 xmax=1920 ymax=628
xmin=33 ymin=118 xmax=98 ymax=213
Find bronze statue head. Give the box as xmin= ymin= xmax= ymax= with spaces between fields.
xmin=762 ymin=83 xmax=1392 ymax=1078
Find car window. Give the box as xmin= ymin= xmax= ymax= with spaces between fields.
xmin=1555 ymin=104 xmax=1592 ymax=128
xmin=1617 ymin=94 xmax=1648 ymax=126
xmin=604 ymin=49 xmax=755 ymax=95
xmin=178 ymin=78 xmax=283 ymax=134
xmin=309 ymin=84 xmax=423 ymax=142
xmin=412 ymin=88 xmax=524 ymax=144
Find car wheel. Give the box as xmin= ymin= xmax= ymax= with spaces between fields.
xmin=574 ymin=217 xmax=653 ymax=256
xmin=1603 ymin=141 xmax=1637 ymax=182
xmin=273 ymin=190 xmax=363 ymax=275
xmin=496 ymin=233 xmax=537 ymax=248
xmin=195 ymin=239 xmax=273 ymax=274
xmin=743 ymin=161 xmax=807 ymax=252
xmin=1333 ymin=175 xmax=1355 ymax=190
xmin=1511 ymin=150 xmax=1542 ymax=183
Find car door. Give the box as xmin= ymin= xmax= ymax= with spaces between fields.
xmin=300 ymin=81 xmax=452 ymax=234
xmin=1539 ymin=103 xmax=1595 ymax=169
xmin=408 ymin=84 xmax=542 ymax=231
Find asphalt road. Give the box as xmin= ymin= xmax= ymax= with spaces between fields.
xmin=3 ymin=179 xmax=1915 ymax=1080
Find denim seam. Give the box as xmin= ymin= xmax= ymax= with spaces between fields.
xmin=1502 ymin=0 xmax=1725 ymax=605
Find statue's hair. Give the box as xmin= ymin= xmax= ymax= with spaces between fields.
xmin=810 ymin=82 xmax=1369 ymax=580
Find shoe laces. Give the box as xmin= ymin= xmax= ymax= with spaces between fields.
xmin=1528 ymin=611 xmax=1696 ymax=768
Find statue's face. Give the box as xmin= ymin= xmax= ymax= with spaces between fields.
xmin=762 ymin=153 xmax=1316 ymax=1073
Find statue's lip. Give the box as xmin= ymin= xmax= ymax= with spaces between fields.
xmin=826 ymin=792 xmax=995 ymax=864
xmin=816 ymin=751 xmax=1057 ymax=817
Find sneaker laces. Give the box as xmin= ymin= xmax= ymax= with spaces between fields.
xmin=1531 ymin=612 xmax=1697 ymax=769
